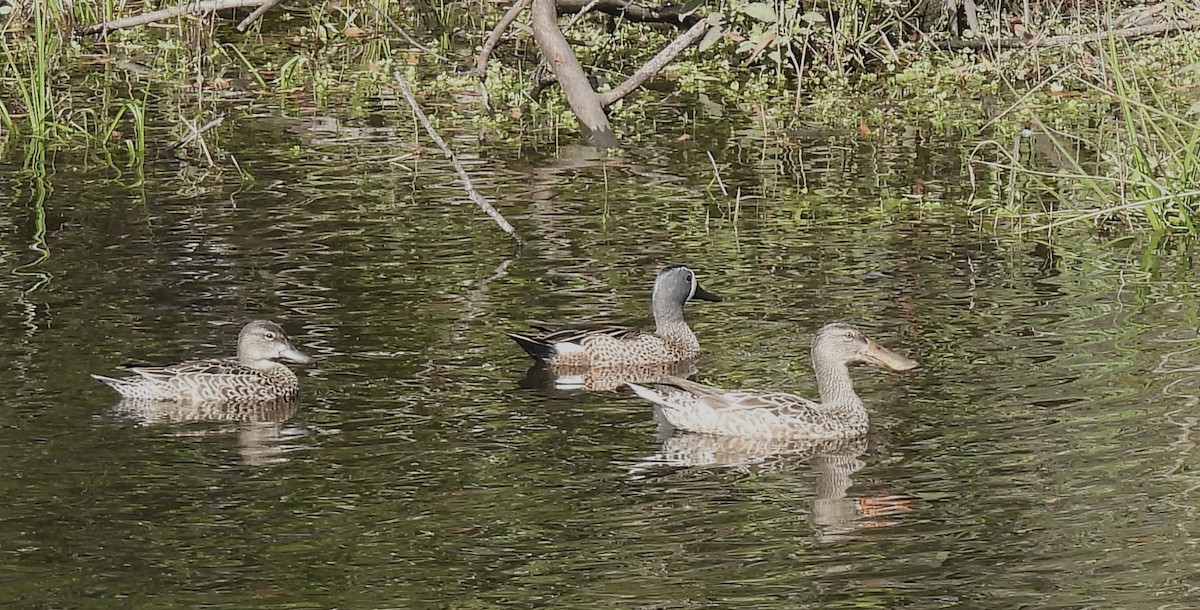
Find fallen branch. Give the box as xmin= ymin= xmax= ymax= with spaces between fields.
xmin=931 ymin=19 xmax=1200 ymax=49
xmin=391 ymin=71 xmax=525 ymax=247
xmin=79 ymin=0 xmax=269 ymax=35
xmin=555 ymin=0 xmax=701 ymax=26
xmin=599 ymin=19 xmax=709 ymax=107
xmin=236 ymin=0 xmax=285 ymax=31
xmin=531 ymin=0 xmax=617 ymax=146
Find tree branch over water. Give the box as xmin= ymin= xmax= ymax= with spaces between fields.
xmin=79 ymin=0 xmax=269 ymax=35
xmin=530 ymin=0 xmax=618 ymax=147
xmin=391 ymin=71 xmax=525 ymax=248
xmin=599 ymin=19 xmax=709 ymax=107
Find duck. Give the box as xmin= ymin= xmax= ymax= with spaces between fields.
xmin=627 ymin=322 xmax=918 ymax=439
xmin=507 ymin=265 xmax=720 ymax=368
xmin=92 ymin=320 xmax=314 ymax=402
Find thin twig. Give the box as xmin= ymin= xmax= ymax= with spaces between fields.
xmin=168 ymin=113 xmax=226 ymax=152
xmin=392 ymin=71 xmax=525 ymax=247
xmin=236 ymin=0 xmax=285 ymax=31
xmin=364 ymin=0 xmax=450 ymax=63
xmin=563 ymin=0 xmax=601 ymax=31
xmin=79 ymin=0 xmax=269 ymax=35
xmin=706 ymin=151 xmax=728 ymax=196
xmin=473 ymin=0 xmax=532 ymax=115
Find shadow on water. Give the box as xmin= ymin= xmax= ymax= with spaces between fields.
xmin=0 ymin=107 xmax=1199 ymax=608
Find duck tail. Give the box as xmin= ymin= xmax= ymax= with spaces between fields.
xmin=626 ymin=382 xmax=668 ymax=407
xmin=91 ymin=374 xmax=131 ymax=394
xmin=506 ymin=332 xmax=556 ymax=361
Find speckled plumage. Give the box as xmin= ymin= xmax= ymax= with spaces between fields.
xmin=507 ymin=265 xmax=720 ymax=368
xmin=518 ymin=358 xmax=699 ymax=392
xmin=93 ymin=320 xmax=314 ymax=403
xmin=627 ymin=323 xmax=919 ymax=439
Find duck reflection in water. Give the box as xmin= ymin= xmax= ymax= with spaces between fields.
xmin=631 ymin=433 xmax=915 ymax=541
xmin=518 ymin=358 xmax=700 ymax=392
xmin=110 ymin=398 xmax=303 ymax=467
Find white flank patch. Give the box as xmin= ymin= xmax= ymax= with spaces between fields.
xmin=554 ymin=375 xmax=584 ymax=390
xmin=553 ymin=342 xmax=585 ymax=354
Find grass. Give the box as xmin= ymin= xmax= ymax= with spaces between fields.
xmin=1 ymin=0 xmax=1198 ymax=237
xmin=968 ymin=32 xmax=1200 ymax=236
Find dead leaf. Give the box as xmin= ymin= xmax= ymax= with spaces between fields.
xmin=746 ymin=31 xmax=777 ymax=63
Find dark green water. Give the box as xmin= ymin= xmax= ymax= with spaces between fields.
xmin=2 ymin=108 xmax=1199 ymax=609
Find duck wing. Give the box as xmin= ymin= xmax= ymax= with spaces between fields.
xmin=660 ymin=375 xmax=819 ymax=413
xmin=129 ymin=358 xmax=249 ymax=383
xmin=528 ymin=322 xmax=645 ymax=343
xmin=508 ymin=322 xmax=646 ymax=362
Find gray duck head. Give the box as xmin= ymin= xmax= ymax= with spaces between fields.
xmin=237 ymin=320 xmax=314 ymax=367
xmin=812 ymin=323 xmax=919 ymax=372
xmin=651 ymin=265 xmax=720 ymax=322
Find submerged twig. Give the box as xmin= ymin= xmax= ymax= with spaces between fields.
xmin=391 ymin=71 xmax=525 ymax=247
xmin=168 ymin=113 xmax=226 ymax=153
xmin=79 ymin=0 xmax=269 ymax=35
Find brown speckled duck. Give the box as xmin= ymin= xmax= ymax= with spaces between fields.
xmin=92 ymin=320 xmax=313 ymax=402
xmin=507 ymin=265 xmax=720 ymax=368
xmin=627 ymin=323 xmax=918 ymax=439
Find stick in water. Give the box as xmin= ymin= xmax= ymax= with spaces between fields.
xmin=392 ymin=70 xmax=524 ymax=247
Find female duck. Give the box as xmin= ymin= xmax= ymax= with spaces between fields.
xmin=92 ymin=320 xmax=314 ymax=402
xmin=507 ymin=265 xmax=720 ymax=368
xmin=627 ymin=323 xmax=918 ymax=439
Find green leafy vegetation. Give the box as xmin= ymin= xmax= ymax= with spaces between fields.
xmin=1 ymin=0 xmax=1199 ymax=232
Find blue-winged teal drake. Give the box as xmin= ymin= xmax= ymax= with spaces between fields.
xmin=507 ymin=265 xmax=720 ymax=368
xmin=92 ymin=320 xmax=314 ymax=402
xmin=627 ymin=323 xmax=918 ymax=439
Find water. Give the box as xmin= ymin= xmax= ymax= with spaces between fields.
xmin=2 ymin=107 xmax=1199 ymax=609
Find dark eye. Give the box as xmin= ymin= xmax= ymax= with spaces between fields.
xmin=264 ymin=331 xmax=277 ymax=340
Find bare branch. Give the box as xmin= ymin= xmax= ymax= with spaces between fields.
xmin=599 ymin=19 xmax=709 ymax=107
xmin=391 ymin=71 xmax=525 ymax=247
xmin=79 ymin=0 xmax=269 ymax=35
xmin=555 ymin=0 xmax=701 ymax=26
xmin=475 ymin=0 xmax=532 ymax=78
xmin=530 ymin=0 xmax=617 ymax=146
xmin=236 ymin=0 xmax=285 ymax=31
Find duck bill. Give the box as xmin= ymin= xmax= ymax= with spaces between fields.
xmin=280 ymin=345 xmax=315 ymax=365
xmin=860 ymin=340 xmax=919 ymax=372
xmin=692 ymin=283 xmax=721 ymax=302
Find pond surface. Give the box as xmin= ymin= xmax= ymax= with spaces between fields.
xmin=2 ymin=102 xmax=1199 ymax=609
